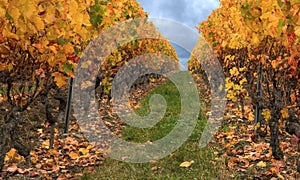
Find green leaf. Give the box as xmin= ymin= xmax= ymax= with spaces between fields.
xmin=278 ymin=19 xmax=285 ymax=36
xmin=5 ymin=11 xmax=13 ymax=20
xmin=90 ymin=4 xmax=100 ymax=13
xmin=63 ymin=62 xmax=73 ymax=73
xmin=90 ymin=15 xmax=103 ymax=26
xmin=277 ymin=0 xmax=284 ymax=8
xmin=58 ymin=38 xmax=67 ymax=45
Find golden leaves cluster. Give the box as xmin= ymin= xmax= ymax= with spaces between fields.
xmin=0 ymin=0 xmax=153 ymax=87
xmin=190 ymin=0 xmax=299 ymax=122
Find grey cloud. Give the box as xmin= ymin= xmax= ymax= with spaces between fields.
xmin=138 ymin=0 xmax=219 ymax=70
xmin=139 ymin=0 xmax=219 ymax=28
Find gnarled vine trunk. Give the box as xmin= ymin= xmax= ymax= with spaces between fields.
xmin=269 ymin=119 xmax=283 ymax=160
xmin=0 ymin=109 xmax=31 ymax=171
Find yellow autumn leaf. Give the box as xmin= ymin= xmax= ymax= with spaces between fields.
xmin=0 ymin=6 xmax=5 ymax=17
xmin=7 ymin=8 xmax=20 ymax=21
xmin=46 ymin=56 xmax=55 ymax=67
xmin=68 ymin=1 xmax=79 ymax=16
xmin=52 ymin=72 xmax=66 ymax=87
xmin=254 ymin=122 xmax=261 ymax=130
xmin=42 ymin=139 xmax=50 ymax=149
xmin=30 ymin=151 xmax=39 ymax=164
xmin=71 ymin=13 xmax=84 ymax=26
xmin=280 ymin=108 xmax=289 ymax=119
xmin=87 ymin=144 xmax=93 ymax=150
xmin=63 ymin=43 xmax=74 ymax=55
xmin=256 ymin=161 xmax=267 ymax=167
xmin=19 ymin=0 xmax=36 ymax=18
xmin=2 ymin=28 xmax=19 ymax=40
xmin=31 ymin=16 xmax=45 ymax=30
xmin=225 ymin=55 xmax=235 ymax=61
xmin=262 ymin=109 xmax=271 ymax=121
xmin=233 ymin=84 xmax=242 ymax=91
xmin=252 ymin=33 xmax=260 ymax=46
xmin=43 ymin=6 xmax=56 ymax=24
xmin=179 ymin=160 xmax=194 ymax=168
xmin=247 ymin=112 xmax=255 ymax=121
xmin=77 ymin=27 xmax=90 ymax=41
xmin=276 ymin=173 xmax=285 ymax=180
xmin=5 ymin=148 xmax=17 ymax=161
xmin=239 ymin=78 xmax=247 ymax=85
xmin=82 ymin=13 xmax=92 ymax=26
xmin=48 ymin=45 xmax=58 ymax=54
xmin=79 ymin=148 xmax=89 ymax=155
xmin=239 ymin=67 xmax=246 ymax=72
xmin=219 ymin=84 xmax=223 ymax=91
xmin=229 ymin=67 xmax=239 ymax=77
xmin=226 ymin=81 xmax=234 ymax=90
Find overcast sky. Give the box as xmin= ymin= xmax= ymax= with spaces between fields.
xmin=137 ymin=0 xmax=219 ymax=69
xmin=138 ymin=0 xmax=219 ymax=29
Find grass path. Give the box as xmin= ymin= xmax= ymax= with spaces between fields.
xmin=83 ymin=79 xmax=234 ymax=179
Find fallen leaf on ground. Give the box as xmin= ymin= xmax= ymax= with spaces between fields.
xmin=256 ymin=161 xmax=267 ymax=167
xmin=180 ymin=160 xmax=194 ymax=168
xmin=6 ymin=165 xmax=18 ymax=173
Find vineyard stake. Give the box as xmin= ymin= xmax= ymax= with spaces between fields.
xmin=64 ymin=77 xmax=73 ymax=133
xmin=255 ymin=63 xmax=263 ymax=124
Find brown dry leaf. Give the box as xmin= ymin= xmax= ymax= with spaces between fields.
xmin=17 ymin=168 xmax=27 ymax=174
xmin=57 ymin=174 xmax=67 ymax=180
xmin=151 ymin=166 xmax=160 ymax=170
xmin=30 ymin=171 xmax=39 ymax=177
xmin=6 ymin=165 xmax=18 ymax=173
xmin=42 ymin=162 xmax=55 ymax=171
xmin=65 ymin=137 xmax=79 ymax=146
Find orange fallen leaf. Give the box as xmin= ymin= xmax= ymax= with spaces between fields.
xmin=270 ymin=166 xmax=280 ymax=173
xmin=280 ymin=108 xmax=289 ymax=119
xmin=65 ymin=137 xmax=79 ymax=146
xmin=42 ymin=139 xmax=50 ymax=149
xmin=5 ymin=148 xmax=17 ymax=161
xmin=69 ymin=151 xmax=79 ymax=159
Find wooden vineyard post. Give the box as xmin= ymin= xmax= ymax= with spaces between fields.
xmin=64 ymin=77 xmax=74 ymax=133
